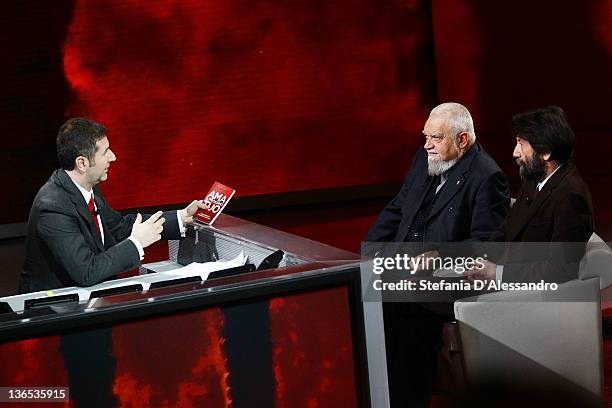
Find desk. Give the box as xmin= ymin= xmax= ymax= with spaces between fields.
xmin=0 ymin=214 xmax=388 ymax=407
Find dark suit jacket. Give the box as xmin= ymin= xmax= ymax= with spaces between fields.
xmin=365 ymin=142 xmax=510 ymax=244
xmin=20 ymin=169 xmax=182 ymax=292
xmin=489 ymin=161 xmax=594 ymax=283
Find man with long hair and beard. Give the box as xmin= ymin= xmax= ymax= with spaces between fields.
xmin=467 ymin=105 xmax=594 ymax=285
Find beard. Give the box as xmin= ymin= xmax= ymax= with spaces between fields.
xmin=517 ymin=152 xmax=546 ymax=181
xmin=427 ymin=156 xmax=459 ymax=176
xmin=427 ymin=145 xmax=464 ymax=176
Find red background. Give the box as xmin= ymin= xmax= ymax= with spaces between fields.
xmin=1 ymin=2 xmax=611 ymax=404
xmin=0 ymin=0 xmax=611 ymax=258
xmin=3 ymin=0 xmax=611 ymax=244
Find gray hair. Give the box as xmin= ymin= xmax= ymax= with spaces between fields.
xmin=429 ymin=102 xmax=476 ymax=145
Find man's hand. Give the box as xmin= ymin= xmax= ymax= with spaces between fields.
xmin=411 ymin=250 xmax=441 ymax=274
xmin=180 ymin=200 xmax=207 ymax=225
xmin=465 ymin=259 xmax=497 ymax=282
xmin=131 ymin=211 xmax=165 ymax=248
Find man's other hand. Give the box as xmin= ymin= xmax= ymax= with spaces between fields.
xmin=465 ymin=259 xmax=497 ymax=282
xmin=180 ymin=200 xmax=207 ymax=225
xmin=131 ymin=211 xmax=165 ymax=248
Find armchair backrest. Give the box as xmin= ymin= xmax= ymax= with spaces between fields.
xmin=579 ymin=233 xmax=612 ymax=290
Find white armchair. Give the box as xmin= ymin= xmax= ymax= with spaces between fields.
xmin=452 ymin=233 xmax=612 ymax=406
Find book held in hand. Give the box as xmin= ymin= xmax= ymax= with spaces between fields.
xmin=193 ymin=181 xmax=236 ymax=225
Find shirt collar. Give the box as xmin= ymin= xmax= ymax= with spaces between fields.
xmin=69 ymin=175 xmax=94 ymax=205
xmin=537 ymin=162 xmax=563 ymax=191
xmin=440 ymin=173 xmax=449 ymax=184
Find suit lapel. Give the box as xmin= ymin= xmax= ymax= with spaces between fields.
xmin=396 ymin=172 xmax=434 ymax=241
xmin=507 ymin=183 xmax=545 ymax=241
xmin=56 ymin=170 xmax=105 ymax=252
xmin=410 ymin=177 xmax=435 ymax=221
xmin=94 ymin=192 xmax=116 ymax=249
xmin=427 ymin=171 xmax=465 ymax=221
xmin=426 ymin=143 xmax=479 ymax=221
xmin=507 ymin=162 xmax=573 ymax=241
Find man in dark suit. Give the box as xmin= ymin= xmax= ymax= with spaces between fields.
xmin=467 ymin=105 xmax=593 ymax=284
xmin=364 ymin=103 xmax=509 ymax=407
xmin=20 ymin=117 xmax=207 ymax=293
xmin=365 ymin=103 xmax=509 ymax=246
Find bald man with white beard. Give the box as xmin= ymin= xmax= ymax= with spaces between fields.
xmin=365 ymin=102 xmax=509 ymax=245
xmin=364 ymin=102 xmax=510 ymax=407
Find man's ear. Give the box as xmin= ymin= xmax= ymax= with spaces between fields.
xmin=458 ymin=132 xmax=469 ymax=149
xmin=75 ymin=156 xmax=88 ymax=172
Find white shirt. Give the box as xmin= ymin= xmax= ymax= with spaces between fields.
xmin=435 ymin=173 xmax=449 ymax=194
xmin=72 ymin=180 xmax=108 ymax=246
xmin=536 ymin=163 xmax=563 ymax=191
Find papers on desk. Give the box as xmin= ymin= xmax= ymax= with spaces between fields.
xmin=89 ymin=252 xmax=248 ymax=293
xmin=0 ymin=253 xmax=249 ymax=312
xmin=162 ymin=252 xmax=248 ymax=281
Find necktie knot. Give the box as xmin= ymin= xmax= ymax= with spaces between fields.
xmin=88 ymin=195 xmax=96 ymax=215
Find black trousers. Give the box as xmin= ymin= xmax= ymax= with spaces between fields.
xmin=59 ymin=327 xmax=118 ymax=408
xmin=383 ymin=302 xmax=454 ymax=408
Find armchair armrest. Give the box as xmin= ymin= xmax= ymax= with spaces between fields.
xmin=453 ymin=277 xmax=602 ymax=405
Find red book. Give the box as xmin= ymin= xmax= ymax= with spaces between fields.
xmin=193 ymin=181 xmax=236 ymax=225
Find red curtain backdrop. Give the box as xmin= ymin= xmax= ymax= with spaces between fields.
xmin=62 ymin=0 xmax=436 ymax=209
xmin=1 ymin=0 xmax=611 ymax=225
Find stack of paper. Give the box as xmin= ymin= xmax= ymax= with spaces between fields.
xmin=161 ymin=252 xmax=248 ymax=281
